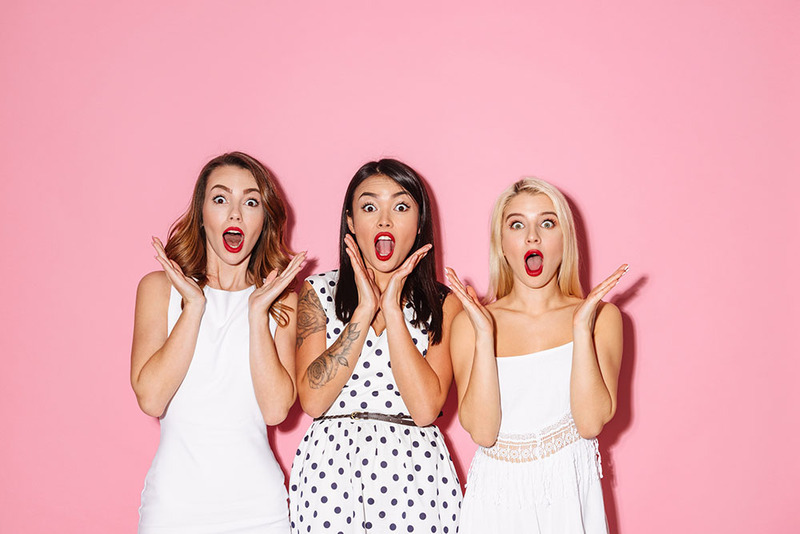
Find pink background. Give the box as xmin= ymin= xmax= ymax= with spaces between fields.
xmin=2 ymin=1 xmax=798 ymax=532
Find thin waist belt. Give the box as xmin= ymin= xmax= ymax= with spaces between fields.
xmin=314 ymin=411 xmax=433 ymax=427
xmin=481 ymin=413 xmax=585 ymax=463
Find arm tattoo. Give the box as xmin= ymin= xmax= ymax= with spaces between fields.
xmin=306 ymin=322 xmax=361 ymax=389
xmin=296 ymin=284 xmax=326 ymax=349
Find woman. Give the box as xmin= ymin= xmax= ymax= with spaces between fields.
xmin=447 ymin=178 xmax=626 ymax=533
xmin=290 ymin=159 xmax=462 ymax=533
xmin=131 ymin=152 xmax=305 ymax=533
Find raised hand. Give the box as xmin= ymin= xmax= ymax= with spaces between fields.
xmin=152 ymin=236 xmax=205 ymax=306
xmin=445 ymin=267 xmax=494 ymax=336
xmin=249 ymin=251 xmax=307 ymax=317
xmin=380 ymin=244 xmax=432 ymax=314
xmin=344 ymin=234 xmax=380 ymax=317
xmin=573 ymin=264 xmax=629 ymax=330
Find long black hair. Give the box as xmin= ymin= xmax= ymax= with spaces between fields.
xmin=335 ymin=159 xmax=448 ymax=344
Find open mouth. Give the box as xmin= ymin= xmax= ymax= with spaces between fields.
xmin=374 ymin=232 xmax=395 ymax=261
xmin=223 ymin=227 xmax=244 ymax=253
xmin=524 ymin=249 xmax=543 ymax=276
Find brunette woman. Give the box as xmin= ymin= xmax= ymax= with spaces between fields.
xmin=447 ymin=178 xmax=626 ymax=533
xmin=289 ymin=159 xmax=462 ymax=533
xmin=131 ymin=152 xmax=305 ymax=533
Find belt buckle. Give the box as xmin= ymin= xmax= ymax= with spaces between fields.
xmin=350 ymin=412 xmax=359 ymax=420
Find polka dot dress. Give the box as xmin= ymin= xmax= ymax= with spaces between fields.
xmin=289 ymin=270 xmax=462 ymax=533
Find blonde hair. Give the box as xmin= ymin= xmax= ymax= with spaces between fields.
xmin=488 ymin=178 xmax=583 ymax=301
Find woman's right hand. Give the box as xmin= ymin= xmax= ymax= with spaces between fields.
xmin=344 ymin=234 xmax=380 ymax=318
xmin=445 ymin=267 xmax=494 ymax=337
xmin=152 ymin=236 xmax=206 ymax=308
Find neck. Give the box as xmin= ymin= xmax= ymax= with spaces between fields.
xmin=372 ymin=269 xmax=392 ymax=293
xmin=505 ymin=274 xmax=566 ymax=314
xmin=205 ymin=253 xmax=252 ymax=291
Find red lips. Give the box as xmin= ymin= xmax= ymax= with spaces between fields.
xmin=524 ymin=249 xmax=543 ymax=276
xmin=222 ymin=226 xmax=244 ymax=253
xmin=374 ymin=232 xmax=395 ymax=261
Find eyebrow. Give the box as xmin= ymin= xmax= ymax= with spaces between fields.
xmin=209 ymin=185 xmax=260 ymax=195
xmin=357 ymin=191 xmax=411 ymax=200
xmin=505 ymin=211 xmax=559 ymax=220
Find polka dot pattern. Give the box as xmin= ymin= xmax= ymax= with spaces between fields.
xmin=290 ymin=270 xmax=462 ymax=533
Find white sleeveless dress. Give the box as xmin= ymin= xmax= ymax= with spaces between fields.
xmin=138 ymin=285 xmax=290 ymax=534
xmin=459 ymin=343 xmax=607 ymax=534
xmin=289 ymin=270 xmax=462 ymax=534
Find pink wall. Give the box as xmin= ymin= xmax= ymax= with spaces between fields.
xmin=2 ymin=1 xmax=798 ymax=532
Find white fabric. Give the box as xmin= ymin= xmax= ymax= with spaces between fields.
xmin=138 ymin=285 xmax=290 ymax=534
xmin=289 ymin=270 xmax=462 ymax=534
xmin=460 ymin=342 xmax=608 ymax=534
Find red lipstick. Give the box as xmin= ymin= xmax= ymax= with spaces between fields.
xmin=524 ymin=249 xmax=543 ymax=277
xmin=222 ymin=226 xmax=244 ymax=253
xmin=374 ymin=232 xmax=395 ymax=261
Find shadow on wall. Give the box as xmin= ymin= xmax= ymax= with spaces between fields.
xmin=570 ymin=193 xmax=646 ymax=534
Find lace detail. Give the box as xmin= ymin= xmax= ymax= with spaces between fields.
xmin=480 ymin=413 xmax=582 ymax=463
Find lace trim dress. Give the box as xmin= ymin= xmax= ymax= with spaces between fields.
xmin=459 ymin=343 xmax=607 ymax=534
xmin=289 ymin=270 xmax=462 ymax=533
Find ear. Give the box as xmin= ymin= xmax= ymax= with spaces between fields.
xmin=346 ymin=212 xmax=355 ymax=234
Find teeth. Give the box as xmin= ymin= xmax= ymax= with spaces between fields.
xmin=225 ymin=230 xmax=242 ymax=235
xmin=377 ymin=236 xmax=393 ymax=241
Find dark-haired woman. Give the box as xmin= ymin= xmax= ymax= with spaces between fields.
xmin=132 ymin=152 xmax=305 ymax=533
xmin=289 ymin=159 xmax=462 ymax=533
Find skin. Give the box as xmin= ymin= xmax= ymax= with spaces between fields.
xmin=130 ymin=165 xmax=305 ymax=424
xmin=448 ymin=192 xmax=626 ymax=446
xmin=295 ymin=174 xmax=461 ymax=425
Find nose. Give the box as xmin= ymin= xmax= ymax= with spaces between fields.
xmin=526 ymin=227 xmax=540 ymax=243
xmin=228 ymin=203 xmax=242 ymax=221
xmin=377 ymin=212 xmax=392 ymax=228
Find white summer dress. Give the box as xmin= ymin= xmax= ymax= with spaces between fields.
xmin=138 ymin=285 xmax=290 ymax=534
xmin=459 ymin=342 xmax=607 ymax=534
xmin=289 ymin=270 xmax=462 ymax=534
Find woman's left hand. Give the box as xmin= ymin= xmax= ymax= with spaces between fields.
xmin=379 ymin=244 xmax=432 ymax=315
xmin=573 ymin=264 xmax=628 ymax=331
xmin=249 ymin=251 xmax=307 ymax=318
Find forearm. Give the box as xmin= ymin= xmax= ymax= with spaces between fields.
xmin=132 ymin=303 xmax=204 ymax=417
xmin=384 ymin=311 xmax=444 ymax=426
xmin=570 ymin=326 xmax=614 ymax=438
xmin=458 ymin=335 xmax=502 ymax=446
xmin=297 ymin=306 xmax=373 ymax=417
xmin=249 ymin=318 xmax=296 ymax=425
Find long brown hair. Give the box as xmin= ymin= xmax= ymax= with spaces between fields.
xmin=164 ymin=152 xmax=293 ymax=325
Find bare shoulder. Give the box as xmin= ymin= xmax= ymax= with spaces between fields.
xmin=596 ymin=301 xmax=622 ymax=324
xmin=137 ymin=271 xmax=171 ymax=302
xmin=281 ymin=290 xmax=299 ymax=307
xmin=450 ymin=308 xmax=474 ymax=336
xmin=594 ymin=301 xmax=623 ymax=341
xmin=442 ymin=292 xmax=463 ymax=318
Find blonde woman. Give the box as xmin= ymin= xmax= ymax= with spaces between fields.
xmin=447 ymin=178 xmax=626 ymax=533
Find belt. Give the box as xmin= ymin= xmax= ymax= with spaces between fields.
xmin=314 ymin=411 xmax=419 ymax=427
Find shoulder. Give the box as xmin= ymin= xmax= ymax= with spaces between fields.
xmin=137 ymin=271 xmax=171 ymax=300
xmin=442 ymin=292 xmax=463 ymax=318
xmin=596 ymin=301 xmax=622 ymax=324
xmin=450 ymin=307 xmax=474 ymax=337
xmin=594 ymin=301 xmax=623 ymax=338
xmin=305 ymin=269 xmax=339 ymax=291
xmin=280 ymin=290 xmax=298 ymax=307
xmin=134 ymin=271 xmax=171 ymax=317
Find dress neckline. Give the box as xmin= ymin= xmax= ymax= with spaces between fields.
xmin=496 ymin=341 xmax=573 ymax=360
